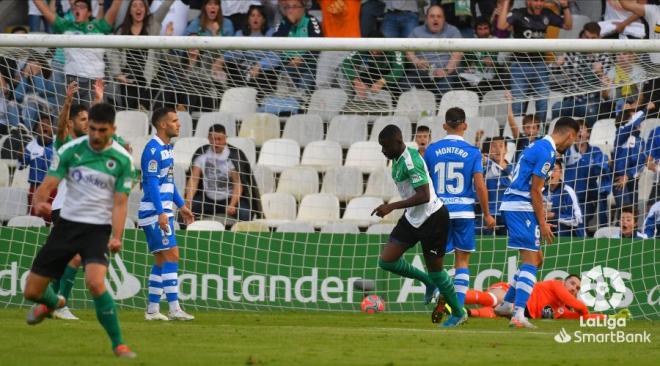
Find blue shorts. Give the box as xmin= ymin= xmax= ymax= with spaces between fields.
xmin=445 ymin=218 xmax=476 ymax=254
xmin=141 ymin=216 xmax=177 ymax=253
xmin=502 ymin=211 xmax=541 ymax=252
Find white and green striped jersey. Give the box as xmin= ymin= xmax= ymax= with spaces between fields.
xmin=391 ymin=147 xmax=443 ymax=228
xmin=49 ymin=136 xmax=135 ymax=225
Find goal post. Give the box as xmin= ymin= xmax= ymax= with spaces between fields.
xmin=0 ymin=34 xmax=658 ymax=319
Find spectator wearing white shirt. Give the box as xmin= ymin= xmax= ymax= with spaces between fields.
xmin=600 ymin=0 xmax=646 ymax=40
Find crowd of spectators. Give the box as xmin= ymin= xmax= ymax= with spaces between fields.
xmin=0 ymin=0 xmax=659 ymax=237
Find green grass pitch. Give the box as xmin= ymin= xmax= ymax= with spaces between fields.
xmin=1 ymin=309 xmax=658 ymax=365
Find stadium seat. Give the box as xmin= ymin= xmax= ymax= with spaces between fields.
xmin=0 ymin=160 xmax=9 ymax=187
xmin=177 ymin=111 xmax=193 ymax=138
xmin=115 ymin=111 xmax=149 ymax=138
xmin=127 ymin=135 xmax=151 ymax=170
xmin=282 ymin=114 xmax=324 ymax=147
xmin=479 ymin=90 xmax=509 ymax=127
xmin=366 ymin=223 xmax=396 ymax=234
xmin=276 ymin=166 xmax=319 ymax=201
xmin=308 ymin=88 xmax=348 ymax=122
xmin=342 ymin=196 xmax=384 ymax=228
xmin=219 ymin=87 xmax=258 ymax=121
xmin=593 ymin=226 xmax=620 ymax=239
xmin=10 ymin=168 xmax=29 ymax=190
xmin=589 ymin=118 xmax=616 ymax=156
xmin=227 ymin=137 xmax=256 ymax=166
xmin=326 ymin=114 xmax=368 ymax=149
xmin=187 ymin=220 xmax=226 ymax=231
xmin=0 ymin=187 xmax=28 ymax=221
xmin=195 ymin=111 xmax=237 ymax=138
xmin=297 ymin=193 xmax=340 ymax=228
xmin=438 ymin=90 xmax=479 ymax=119
xmin=127 ymin=188 xmax=143 ymax=223
xmin=465 ymin=116 xmax=499 ymax=146
xmin=253 ymin=164 xmax=276 ymax=194
xmin=321 ymin=166 xmax=363 ymax=202
xmin=345 ymin=141 xmax=387 ymax=174
xmin=231 ymin=220 xmax=270 ymax=232
xmin=259 ymin=192 xmax=297 ymax=227
xmin=173 ymin=137 xmax=207 ymax=167
xmin=276 ymin=221 xmax=315 ymax=233
xmin=642 ymin=118 xmax=660 ymax=141
xmin=417 ymin=116 xmax=447 ymax=140
xmin=364 ymin=167 xmax=398 ymax=201
xmin=6 ymin=215 xmax=46 ymax=227
xmin=320 ymin=222 xmax=360 ymax=234
xmin=300 ymin=140 xmax=343 ymax=172
xmin=395 ymin=89 xmax=436 ymax=123
xmin=238 ymin=113 xmax=280 ymax=147
xmin=370 ymin=116 xmax=413 ymax=142
xmin=257 ymin=138 xmax=300 ymax=173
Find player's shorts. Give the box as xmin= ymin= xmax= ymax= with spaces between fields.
xmin=141 ymin=216 xmax=177 ymax=253
xmin=502 ymin=210 xmax=541 ymax=251
xmin=30 ymin=217 xmax=111 ymax=279
xmin=389 ymin=206 xmax=450 ymax=258
xmin=445 ymin=218 xmax=476 ymax=254
xmin=51 ymin=209 xmax=61 ymax=224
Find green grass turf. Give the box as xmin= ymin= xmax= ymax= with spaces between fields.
xmin=0 ymin=309 xmax=658 ymax=366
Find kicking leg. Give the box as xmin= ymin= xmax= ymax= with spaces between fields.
xmin=24 ymin=272 xmax=65 ymax=325
xmin=378 ymin=241 xmax=435 ymax=290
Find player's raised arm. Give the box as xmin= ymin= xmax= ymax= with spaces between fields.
xmin=56 ymin=81 xmax=78 ymax=143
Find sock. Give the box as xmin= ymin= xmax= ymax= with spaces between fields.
xmin=50 ymin=279 xmax=61 ymax=294
xmin=503 ymin=269 xmax=520 ymax=304
xmin=378 ymin=258 xmax=434 ymax=288
xmin=465 ymin=290 xmax=497 ymax=307
xmin=93 ymin=291 xmax=124 ymax=349
xmin=429 ymin=270 xmax=464 ymax=317
xmin=513 ymin=264 xmax=537 ymax=318
xmin=58 ymin=265 xmax=78 ymax=301
xmin=470 ymin=307 xmax=496 ymax=318
xmin=36 ymin=284 xmax=60 ymax=309
xmin=147 ymin=264 xmax=163 ymax=314
xmin=162 ymin=262 xmax=179 ymax=311
xmin=453 ymin=268 xmax=470 ymax=308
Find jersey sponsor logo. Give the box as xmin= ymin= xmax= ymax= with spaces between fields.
xmin=70 ymin=168 xmax=111 ymax=190
xmin=541 ymin=162 xmax=551 ymax=175
xmin=148 ymin=160 xmax=158 ymax=173
xmin=106 ymin=159 xmax=116 ymax=170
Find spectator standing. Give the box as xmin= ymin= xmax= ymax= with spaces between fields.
xmin=481 ymin=136 xmax=511 ymax=235
xmin=563 ymin=120 xmax=611 ymax=233
xmin=151 ymin=0 xmax=190 ymax=36
xmin=360 ymin=0 xmax=385 ymax=37
xmin=405 ymin=4 xmax=463 ymax=96
xmin=496 ymin=0 xmax=572 ymax=122
xmin=603 ymin=52 xmax=647 ymax=116
xmin=600 ymin=0 xmax=646 ymax=39
xmin=642 ymin=200 xmax=660 ymax=238
xmin=13 ymin=54 xmax=57 ymax=130
xmin=32 ymin=0 xmax=122 ymax=105
xmin=439 ymin=0 xmax=475 ymax=38
xmin=28 ymin=0 xmax=52 ymax=33
xmin=381 ymin=0 xmax=424 ymax=38
xmin=110 ymin=0 xmax=174 ymax=110
xmin=461 ymin=16 xmax=502 ymax=92
xmin=319 ymin=0 xmax=362 ymax=37
xmin=185 ymin=124 xmax=260 ymax=223
xmin=273 ymin=0 xmax=323 ymax=95
xmin=19 ymin=116 xmax=55 ymax=221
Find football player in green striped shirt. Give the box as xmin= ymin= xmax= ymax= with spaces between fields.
xmin=23 ymin=103 xmax=137 ymax=358
xmin=372 ymin=124 xmax=467 ymax=327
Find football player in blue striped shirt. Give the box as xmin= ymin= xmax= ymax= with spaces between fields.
xmin=424 ymin=107 xmax=495 ymax=318
xmin=139 ymin=107 xmax=194 ymax=321
xmin=497 ymin=117 xmax=579 ymax=328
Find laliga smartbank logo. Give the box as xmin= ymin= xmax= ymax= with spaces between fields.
xmin=554 ymin=317 xmax=652 ymax=344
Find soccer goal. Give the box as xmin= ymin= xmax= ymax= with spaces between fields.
xmin=0 ymin=34 xmax=657 ymax=319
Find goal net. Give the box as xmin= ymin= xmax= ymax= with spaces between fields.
xmin=0 ymin=35 xmax=658 ymax=319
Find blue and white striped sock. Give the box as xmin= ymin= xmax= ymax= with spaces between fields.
xmin=503 ymin=269 xmax=520 ymax=304
xmin=453 ymin=268 xmax=470 ymax=308
xmin=513 ymin=264 xmax=537 ymax=318
xmin=147 ymin=264 xmax=162 ymax=314
xmin=162 ymin=262 xmax=179 ymax=311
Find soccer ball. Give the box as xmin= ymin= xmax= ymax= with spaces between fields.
xmin=361 ymin=295 xmax=385 ymax=313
